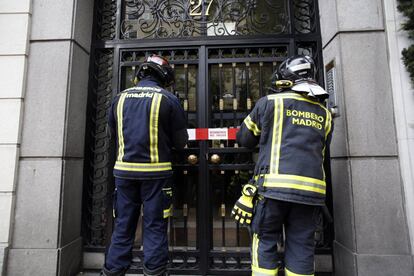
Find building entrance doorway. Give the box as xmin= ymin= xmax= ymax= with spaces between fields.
xmin=82 ymin=1 xmax=332 ymax=275
xmin=119 ymin=45 xmax=292 ymax=274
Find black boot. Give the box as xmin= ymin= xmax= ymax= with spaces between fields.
xmin=143 ymin=264 xmax=168 ymax=276
xmin=100 ymin=266 xmax=128 ymax=276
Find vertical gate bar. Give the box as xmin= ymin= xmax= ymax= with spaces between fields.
xmin=169 ymin=207 xmax=175 ymax=248
xmin=288 ymin=0 xmax=296 ymax=57
xmin=219 ymin=64 xmax=224 ymax=126
xmin=112 ymin=46 xmax=121 ymax=98
xmin=314 ymin=0 xmax=322 ymax=34
xmin=185 ymin=63 xmax=189 ymax=117
xmin=140 ymin=209 xmax=144 ymax=250
xmin=259 ymin=62 xmax=263 ymax=98
xmin=272 ymin=60 xmax=277 ymax=74
xmin=236 ymin=173 xmax=240 ymax=250
xmin=271 ymin=60 xmax=278 ymax=94
xmin=221 ymin=189 xmax=226 ymax=268
xmin=246 ymin=62 xmax=251 ymax=110
xmin=115 ymin=0 xmax=122 ymax=40
xmin=236 ymin=222 xmax=240 ymax=247
xmin=232 ymin=62 xmax=237 ymax=127
xmin=317 ymin=41 xmax=324 ymax=85
xmin=184 ymin=62 xmax=190 ymax=249
xmin=288 ymin=39 xmax=295 ymax=58
xmin=221 ymin=194 xmax=225 ymax=248
xmin=287 ymin=0 xmax=295 ymax=35
xmin=197 ymin=45 xmax=210 ymax=274
xmin=184 ymin=178 xmax=189 ymax=246
xmin=170 ymin=63 xmax=175 ymax=94
xmin=314 ymin=0 xmax=324 ymax=85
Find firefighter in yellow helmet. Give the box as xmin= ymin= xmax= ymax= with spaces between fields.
xmin=232 ymin=55 xmax=333 ymax=276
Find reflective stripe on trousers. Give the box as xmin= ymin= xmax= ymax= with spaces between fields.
xmin=251 ymin=264 xmax=278 ymax=276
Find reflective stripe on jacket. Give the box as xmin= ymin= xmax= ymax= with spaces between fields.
xmin=237 ymin=92 xmax=333 ymax=206
xmin=108 ymin=79 xmax=187 ymax=179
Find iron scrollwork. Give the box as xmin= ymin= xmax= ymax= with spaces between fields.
xmin=95 ymin=0 xmax=117 ymax=40
xmin=121 ymin=0 xmax=289 ymax=39
xmin=83 ymin=49 xmax=114 ymax=246
xmin=293 ymin=0 xmax=317 ymax=34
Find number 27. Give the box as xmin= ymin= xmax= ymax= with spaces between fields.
xmin=190 ymin=0 xmax=214 ymax=16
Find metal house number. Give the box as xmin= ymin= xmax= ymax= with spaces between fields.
xmin=190 ymin=0 xmax=215 ymax=16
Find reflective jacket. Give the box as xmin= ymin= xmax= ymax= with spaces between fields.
xmin=108 ymin=79 xmax=188 ymax=179
xmin=237 ymin=91 xmax=333 ymax=206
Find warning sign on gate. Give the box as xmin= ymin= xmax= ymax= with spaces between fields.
xmin=208 ymin=128 xmax=228 ymax=140
xmin=187 ymin=128 xmax=239 ymax=141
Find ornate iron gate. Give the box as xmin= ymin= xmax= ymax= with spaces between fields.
xmin=83 ymin=0 xmax=332 ymax=275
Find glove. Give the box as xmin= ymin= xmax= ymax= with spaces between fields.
xmin=231 ymin=183 xmax=257 ymax=225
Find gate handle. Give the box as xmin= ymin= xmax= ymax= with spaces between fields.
xmin=210 ymin=154 xmax=221 ymax=164
xmin=187 ymin=154 xmax=198 ymax=165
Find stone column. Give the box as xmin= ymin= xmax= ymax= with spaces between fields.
xmin=0 ymin=1 xmax=31 ymax=275
xmin=5 ymin=0 xmax=94 ymax=275
xmin=319 ymin=0 xmax=413 ymax=275
xmin=383 ymin=0 xmax=414 ymax=256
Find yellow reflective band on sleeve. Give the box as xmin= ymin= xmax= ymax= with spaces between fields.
xmin=285 ymin=267 xmax=314 ymax=276
xmin=243 ymin=115 xmax=261 ymax=136
xmin=321 ymin=109 xmax=332 ymax=181
xmin=252 ymin=265 xmax=279 ymax=276
xmin=270 ymin=98 xmax=284 ymax=174
xmin=149 ymin=93 xmax=163 ymax=163
xmin=324 ymin=108 xmax=332 ymax=139
xmin=116 ymin=93 xmax=128 ymax=161
xmin=114 ymin=161 xmax=172 ymax=172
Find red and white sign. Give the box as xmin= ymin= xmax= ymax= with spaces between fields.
xmin=187 ymin=128 xmax=239 ymax=141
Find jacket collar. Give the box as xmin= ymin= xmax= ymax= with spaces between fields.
xmin=137 ymin=78 xmax=162 ymax=88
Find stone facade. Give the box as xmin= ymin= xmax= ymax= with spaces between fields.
xmin=320 ymin=0 xmax=414 ymax=275
xmin=383 ymin=0 xmax=414 ymax=255
xmin=0 ymin=1 xmax=31 ymax=275
xmin=0 ymin=0 xmax=93 ymax=275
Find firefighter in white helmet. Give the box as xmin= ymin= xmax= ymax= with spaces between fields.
xmin=232 ymin=55 xmax=333 ymax=276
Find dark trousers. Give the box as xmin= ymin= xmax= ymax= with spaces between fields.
xmin=105 ymin=177 xmax=172 ymax=273
xmin=251 ymin=198 xmax=320 ymax=276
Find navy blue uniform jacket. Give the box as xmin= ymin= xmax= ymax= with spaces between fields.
xmin=108 ymin=79 xmax=188 ymax=179
xmin=237 ymin=91 xmax=333 ymax=206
